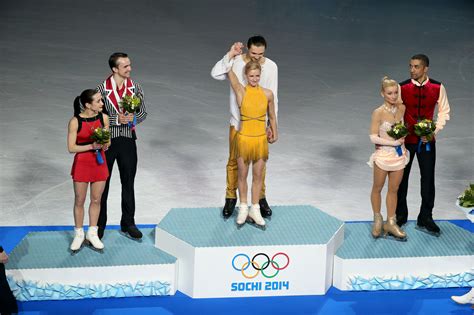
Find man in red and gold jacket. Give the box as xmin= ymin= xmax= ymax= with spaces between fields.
xmin=396 ymin=54 xmax=450 ymax=236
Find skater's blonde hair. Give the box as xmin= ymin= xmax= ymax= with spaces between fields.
xmin=244 ymin=61 xmax=262 ymax=75
xmin=381 ymin=76 xmax=397 ymax=92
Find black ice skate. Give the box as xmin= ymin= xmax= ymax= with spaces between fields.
xmin=222 ymin=198 xmax=237 ymax=220
xmin=120 ymin=225 xmax=143 ymax=241
xmin=415 ymin=217 xmax=441 ymax=237
xmin=259 ymin=198 xmax=272 ymax=219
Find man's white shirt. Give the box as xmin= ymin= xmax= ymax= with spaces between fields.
xmin=211 ymin=53 xmax=278 ymax=130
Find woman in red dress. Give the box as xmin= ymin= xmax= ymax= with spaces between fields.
xmin=67 ymin=89 xmax=110 ymax=252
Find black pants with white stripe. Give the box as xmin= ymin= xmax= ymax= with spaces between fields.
xmin=396 ymin=142 xmax=436 ymax=223
xmin=99 ymin=137 xmax=138 ymax=229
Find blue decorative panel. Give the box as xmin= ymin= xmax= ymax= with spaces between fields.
xmin=8 ymin=276 xmax=171 ymax=301
xmin=348 ymin=271 xmax=474 ymax=291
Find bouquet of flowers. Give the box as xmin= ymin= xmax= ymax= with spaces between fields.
xmin=90 ymin=127 xmax=110 ymax=165
xmin=119 ymin=95 xmax=141 ymax=130
xmin=386 ymin=122 xmax=408 ymax=156
xmin=456 ymin=184 xmax=474 ymax=222
xmin=458 ymin=184 xmax=474 ymax=209
xmin=413 ymin=119 xmax=436 ymax=152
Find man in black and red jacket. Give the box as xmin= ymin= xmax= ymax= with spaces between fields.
xmin=97 ymin=52 xmax=148 ymax=240
xmin=396 ymin=54 xmax=451 ymax=236
xmin=0 ymin=246 xmax=18 ymax=314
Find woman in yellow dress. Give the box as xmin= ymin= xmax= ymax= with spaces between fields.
xmin=227 ymin=61 xmax=278 ymax=229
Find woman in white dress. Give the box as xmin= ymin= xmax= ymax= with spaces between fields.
xmin=368 ymin=77 xmax=409 ymax=240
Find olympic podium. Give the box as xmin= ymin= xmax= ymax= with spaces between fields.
xmin=5 ymin=229 xmax=177 ymax=301
xmin=6 ymin=207 xmax=471 ymax=301
xmin=333 ymin=222 xmax=473 ymax=291
xmin=154 ymin=205 xmax=345 ymax=298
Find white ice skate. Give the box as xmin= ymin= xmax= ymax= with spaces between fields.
xmin=236 ymin=203 xmax=249 ymax=228
xmin=86 ymin=226 xmax=105 ymax=251
xmin=70 ymin=227 xmax=85 ymax=253
xmin=248 ymin=204 xmax=266 ymax=230
xmin=451 ymin=288 xmax=474 ymax=305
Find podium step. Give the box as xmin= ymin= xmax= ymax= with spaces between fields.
xmin=155 ymin=205 xmax=345 ymax=298
xmin=333 ymin=222 xmax=473 ymax=291
xmin=6 ymin=228 xmax=177 ymax=301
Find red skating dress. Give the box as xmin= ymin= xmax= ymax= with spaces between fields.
xmin=70 ymin=114 xmax=109 ymax=182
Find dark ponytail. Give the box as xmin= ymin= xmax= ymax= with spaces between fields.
xmin=73 ymin=89 xmax=98 ymax=117
xmin=73 ymin=96 xmax=82 ymax=117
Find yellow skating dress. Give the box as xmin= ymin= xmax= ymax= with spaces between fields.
xmin=234 ymin=85 xmax=269 ymax=163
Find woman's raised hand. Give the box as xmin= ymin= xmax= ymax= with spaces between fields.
xmin=228 ymin=42 xmax=244 ymax=59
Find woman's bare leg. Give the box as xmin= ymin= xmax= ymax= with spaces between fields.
xmin=371 ymin=164 xmax=388 ymax=215
xmin=237 ymin=157 xmax=249 ymax=204
xmin=386 ymin=169 xmax=404 ymax=218
xmin=383 ymin=168 xmax=407 ymax=240
xmin=73 ymin=182 xmax=89 ymax=228
xmin=251 ymin=159 xmax=265 ymax=204
xmin=89 ymin=181 xmax=106 ymax=227
xmin=370 ymin=164 xmax=388 ymax=238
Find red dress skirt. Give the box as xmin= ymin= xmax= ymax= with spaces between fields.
xmin=70 ymin=114 xmax=109 ymax=182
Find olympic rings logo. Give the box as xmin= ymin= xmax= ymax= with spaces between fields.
xmin=232 ymin=252 xmax=290 ymax=279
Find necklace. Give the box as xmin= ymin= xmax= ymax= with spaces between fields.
xmin=383 ymin=104 xmax=397 ymax=118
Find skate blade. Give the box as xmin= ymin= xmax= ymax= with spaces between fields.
xmin=261 ymin=214 xmax=272 ymax=221
xmin=415 ymin=225 xmax=441 ymax=237
xmin=70 ymin=247 xmax=82 ymax=255
xmin=236 ymin=220 xmax=246 ymax=229
xmin=84 ymin=240 xmax=105 ymax=253
xmin=383 ymin=233 xmax=407 ymax=242
xmin=119 ymin=230 xmax=143 ymax=242
xmin=69 ymin=242 xmax=84 ymax=255
xmin=371 ymin=233 xmax=382 ymax=239
xmin=246 ymin=218 xmax=266 ymax=231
